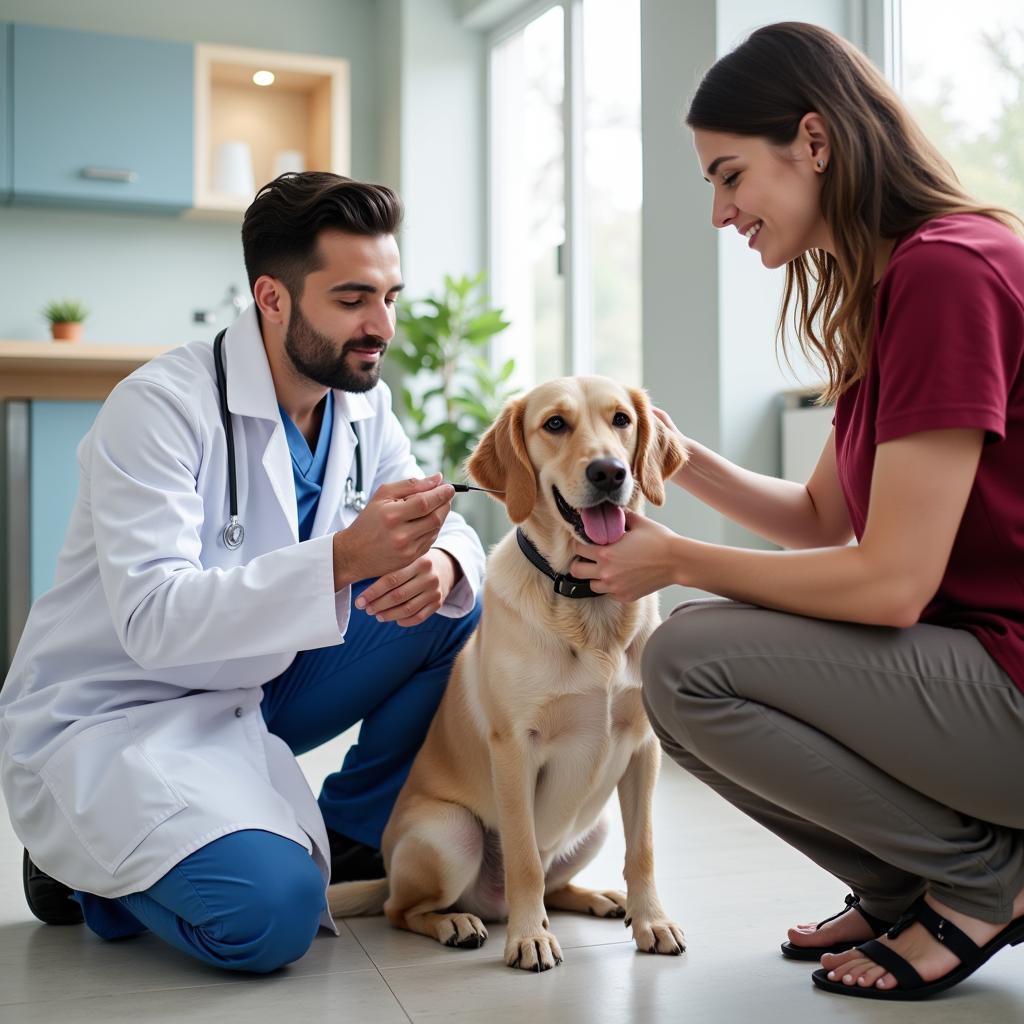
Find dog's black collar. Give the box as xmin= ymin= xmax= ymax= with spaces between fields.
xmin=516 ymin=528 xmax=602 ymax=599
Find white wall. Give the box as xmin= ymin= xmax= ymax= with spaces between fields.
xmin=640 ymin=0 xmax=723 ymax=572
xmin=0 ymin=0 xmax=487 ymax=345
xmin=639 ymin=0 xmax=858 ymax=607
xmin=395 ymin=0 xmax=487 ymax=295
xmin=715 ymin=0 xmax=850 ymax=548
xmin=0 ymin=0 xmax=384 ymax=346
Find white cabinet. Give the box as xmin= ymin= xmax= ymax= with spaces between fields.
xmin=781 ymin=391 xmax=833 ymax=484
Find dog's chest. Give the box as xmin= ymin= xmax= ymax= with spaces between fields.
xmin=527 ymin=678 xmax=647 ymax=850
xmin=527 ymin=656 xmax=647 ymax=755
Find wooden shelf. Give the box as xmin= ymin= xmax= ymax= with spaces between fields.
xmin=193 ymin=43 xmax=351 ymax=215
xmin=0 ymin=341 xmax=170 ymax=400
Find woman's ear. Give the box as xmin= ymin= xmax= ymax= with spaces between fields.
xmin=467 ymin=398 xmax=538 ymax=523
xmin=798 ymin=111 xmax=830 ymax=171
xmin=628 ymin=388 xmax=686 ymax=505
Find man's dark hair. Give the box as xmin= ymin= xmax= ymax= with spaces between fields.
xmin=241 ymin=172 xmax=404 ymax=299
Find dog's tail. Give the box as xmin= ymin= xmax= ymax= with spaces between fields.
xmin=327 ymin=877 xmax=390 ymax=918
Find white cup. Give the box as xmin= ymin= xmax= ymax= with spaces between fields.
xmin=213 ymin=141 xmax=255 ymax=197
xmin=273 ymin=149 xmax=305 ymax=177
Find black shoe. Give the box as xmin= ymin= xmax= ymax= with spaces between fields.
xmin=22 ymin=849 xmax=84 ymax=926
xmin=326 ymin=827 xmax=385 ymax=884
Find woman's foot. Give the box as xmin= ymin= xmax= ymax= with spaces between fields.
xmin=820 ymin=889 xmax=1024 ymax=991
xmin=785 ymin=902 xmax=876 ymax=953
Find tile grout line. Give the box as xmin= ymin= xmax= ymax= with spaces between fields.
xmin=342 ymin=918 xmax=416 ymax=1024
xmin=358 ymin=936 xmax=634 ymax=972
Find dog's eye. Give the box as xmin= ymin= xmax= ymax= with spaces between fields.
xmin=544 ymin=416 xmax=566 ymax=433
xmin=612 ymin=412 xmax=631 ymax=428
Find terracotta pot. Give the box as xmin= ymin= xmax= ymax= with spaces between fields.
xmin=51 ymin=322 xmax=84 ymax=342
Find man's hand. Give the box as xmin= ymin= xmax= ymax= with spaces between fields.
xmin=332 ymin=474 xmax=455 ymax=591
xmin=355 ymin=549 xmax=461 ymax=627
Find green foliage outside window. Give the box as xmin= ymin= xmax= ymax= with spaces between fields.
xmin=905 ymin=28 xmax=1024 ymax=217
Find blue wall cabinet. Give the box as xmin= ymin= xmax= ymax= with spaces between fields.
xmin=0 ymin=24 xmax=10 ymax=202
xmin=12 ymin=24 xmax=193 ymax=211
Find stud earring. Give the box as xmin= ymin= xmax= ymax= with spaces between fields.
xmin=816 ymin=159 xmax=826 ymax=170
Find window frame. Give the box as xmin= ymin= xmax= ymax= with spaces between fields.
xmin=486 ymin=0 xmax=593 ymax=380
xmin=856 ymin=0 xmax=902 ymax=85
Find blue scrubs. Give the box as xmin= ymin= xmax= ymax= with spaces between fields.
xmin=279 ymin=393 xmax=333 ymax=542
xmin=74 ymin=399 xmax=481 ymax=972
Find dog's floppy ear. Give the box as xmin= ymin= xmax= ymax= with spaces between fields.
xmin=467 ymin=397 xmax=538 ymax=523
xmin=628 ymin=387 xmax=686 ymax=506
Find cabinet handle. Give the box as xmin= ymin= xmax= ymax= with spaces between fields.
xmin=80 ymin=167 xmax=139 ymax=184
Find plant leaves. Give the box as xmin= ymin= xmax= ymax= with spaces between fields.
xmin=400 ymin=387 xmax=426 ymax=427
xmin=464 ymin=310 xmax=511 ymax=341
xmin=450 ymin=396 xmax=493 ymax=421
xmin=418 ymin=421 xmax=463 ymax=443
xmin=390 ymin=270 xmax=518 ymax=474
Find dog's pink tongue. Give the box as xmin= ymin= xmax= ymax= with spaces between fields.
xmin=580 ymin=503 xmax=626 ymax=545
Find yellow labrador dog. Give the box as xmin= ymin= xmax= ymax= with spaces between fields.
xmin=329 ymin=376 xmax=686 ymax=971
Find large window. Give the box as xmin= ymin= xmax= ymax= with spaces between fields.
xmin=900 ymin=0 xmax=1024 ymax=217
xmin=490 ymin=6 xmax=566 ymax=384
xmin=489 ymin=0 xmax=642 ymax=389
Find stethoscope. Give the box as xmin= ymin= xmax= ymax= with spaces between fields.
xmin=213 ymin=330 xmax=367 ymax=550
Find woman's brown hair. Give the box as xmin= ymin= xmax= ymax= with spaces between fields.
xmin=687 ymin=22 xmax=1020 ymax=402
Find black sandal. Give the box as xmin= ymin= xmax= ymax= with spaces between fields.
xmin=780 ymin=893 xmax=893 ymax=961
xmin=811 ymin=897 xmax=1024 ymax=1001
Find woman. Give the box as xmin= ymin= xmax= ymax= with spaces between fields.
xmin=570 ymin=22 xmax=1024 ymax=1002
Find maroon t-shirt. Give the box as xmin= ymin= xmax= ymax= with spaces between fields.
xmin=834 ymin=213 xmax=1024 ymax=693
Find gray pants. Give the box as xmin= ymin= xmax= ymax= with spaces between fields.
xmin=641 ymin=600 xmax=1024 ymax=925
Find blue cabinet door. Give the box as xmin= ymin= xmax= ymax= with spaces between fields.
xmin=12 ymin=24 xmax=193 ymax=211
xmin=0 ymin=24 xmax=10 ymax=202
xmin=30 ymin=401 xmax=101 ymax=600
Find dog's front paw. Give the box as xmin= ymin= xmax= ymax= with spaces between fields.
xmin=626 ymin=915 xmax=686 ymax=956
xmin=504 ymin=928 xmax=564 ymax=972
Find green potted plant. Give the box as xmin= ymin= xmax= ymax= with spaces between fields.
xmin=42 ymin=299 xmax=90 ymax=342
xmin=391 ymin=272 xmax=518 ymax=483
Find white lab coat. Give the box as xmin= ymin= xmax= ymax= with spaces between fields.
xmin=0 ymin=305 xmax=484 ymax=932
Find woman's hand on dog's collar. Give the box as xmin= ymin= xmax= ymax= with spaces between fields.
xmin=572 ymin=510 xmax=683 ymax=602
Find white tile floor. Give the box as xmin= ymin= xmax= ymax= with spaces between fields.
xmin=1 ymin=734 xmax=1020 ymax=1023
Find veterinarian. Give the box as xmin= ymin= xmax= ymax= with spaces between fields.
xmin=570 ymin=22 xmax=1024 ymax=1003
xmin=0 ymin=172 xmax=483 ymax=973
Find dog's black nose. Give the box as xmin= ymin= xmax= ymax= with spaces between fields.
xmin=586 ymin=458 xmax=628 ymax=493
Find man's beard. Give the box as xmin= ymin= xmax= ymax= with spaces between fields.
xmin=284 ymin=302 xmax=386 ymax=393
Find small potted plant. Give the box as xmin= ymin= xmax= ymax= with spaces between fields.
xmin=42 ymin=299 xmax=90 ymax=342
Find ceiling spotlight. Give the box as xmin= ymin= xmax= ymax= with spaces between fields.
xmin=252 ymin=70 xmax=275 ymax=87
